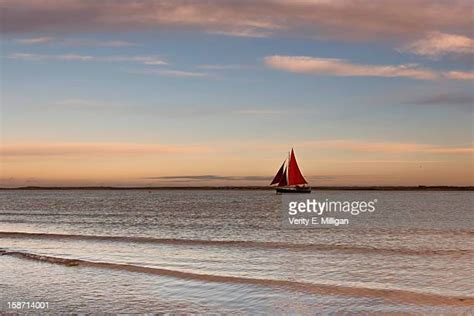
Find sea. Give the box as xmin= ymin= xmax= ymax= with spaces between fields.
xmin=0 ymin=189 xmax=473 ymax=314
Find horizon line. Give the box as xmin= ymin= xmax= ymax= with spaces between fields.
xmin=1 ymin=185 xmax=473 ymax=191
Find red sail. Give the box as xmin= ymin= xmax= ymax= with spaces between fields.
xmin=288 ymin=149 xmax=308 ymax=186
xmin=278 ymin=167 xmax=288 ymax=187
xmin=270 ymin=161 xmax=286 ymax=185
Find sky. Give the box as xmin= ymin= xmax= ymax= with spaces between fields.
xmin=0 ymin=0 xmax=473 ymax=187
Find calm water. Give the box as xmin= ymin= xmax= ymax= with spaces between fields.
xmin=0 ymin=190 xmax=473 ymax=314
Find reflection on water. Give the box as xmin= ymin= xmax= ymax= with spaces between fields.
xmin=0 ymin=190 xmax=473 ymax=313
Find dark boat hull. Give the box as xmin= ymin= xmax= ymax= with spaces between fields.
xmin=276 ymin=186 xmax=311 ymax=193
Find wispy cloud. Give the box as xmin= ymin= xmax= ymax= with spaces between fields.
xmin=197 ymin=64 xmax=249 ymax=70
xmin=61 ymin=39 xmax=136 ymax=47
xmin=0 ymin=142 xmax=212 ymax=157
xmin=10 ymin=53 xmax=92 ymax=61
xmin=296 ymin=140 xmax=474 ymax=154
xmin=14 ymin=36 xmax=136 ymax=47
xmin=9 ymin=53 xmax=166 ymax=65
xmin=2 ymin=0 xmax=471 ymax=43
xmin=407 ymin=93 xmax=473 ymax=106
xmin=158 ymin=70 xmax=209 ymax=78
xmin=444 ymin=71 xmax=474 ymax=81
xmin=239 ymin=139 xmax=473 ymax=155
xmin=400 ymin=32 xmax=474 ymax=57
xmin=207 ymin=29 xmax=273 ymax=38
xmin=128 ymin=69 xmax=209 ymax=78
xmin=264 ymin=55 xmax=438 ymax=80
xmin=14 ymin=36 xmax=54 ymax=44
xmin=4 ymin=134 xmax=471 ymax=160
xmin=143 ymin=175 xmax=271 ymax=181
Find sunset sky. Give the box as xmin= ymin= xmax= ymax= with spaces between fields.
xmin=1 ymin=0 xmax=473 ymax=187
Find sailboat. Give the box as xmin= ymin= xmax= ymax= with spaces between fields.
xmin=270 ymin=148 xmax=311 ymax=193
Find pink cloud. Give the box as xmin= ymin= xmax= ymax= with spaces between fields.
xmin=61 ymin=39 xmax=136 ymax=47
xmin=0 ymin=142 xmax=212 ymax=157
xmin=128 ymin=69 xmax=210 ymax=78
xmin=296 ymin=140 xmax=474 ymax=154
xmin=1 ymin=0 xmax=471 ymax=41
xmin=9 ymin=53 xmax=166 ymax=65
xmin=4 ymin=140 xmax=471 ymax=158
xmin=444 ymin=71 xmax=474 ymax=80
xmin=14 ymin=37 xmax=137 ymax=47
xmin=14 ymin=36 xmax=54 ymax=44
xmin=400 ymin=32 xmax=474 ymax=57
xmin=264 ymin=55 xmax=438 ymax=80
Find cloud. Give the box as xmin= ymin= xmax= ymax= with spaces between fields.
xmin=207 ymin=29 xmax=273 ymax=38
xmin=408 ymin=93 xmax=473 ymax=106
xmin=9 ymin=53 xmax=166 ymax=65
xmin=242 ymin=139 xmax=472 ymax=155
xmin=0 ymin=142 xmax=211 ymax=157
xmin=264 ymin=55 xmax=438 ymax=80
xmin=157 ymin=70 xmax=209 ymax=78
xmin=143 ymin=175 xmax=271 ymax=181
xmin=14 ymin=36 xmax=54 ymax=44
xmin=10 ymin=53 xmax=92 ymax=61
xmin=14 ymin=37 xmax=136 ymax=47
xmin=296 ymin=140 xmax=474 ymax=154
xmin=400 ymin=32 xmax=474 ymax=57
xmin=444 ymin=71 xmax=474 ymax=80
xmin=1 ymin=0 xmax=471 ymax=42
xmin=197 ymin=64 xmax=249 ymax=70
xmin=62 ymin=39 xmax=137 ymax=47
xmin=128 ymin=69 xmax=209 ymax=78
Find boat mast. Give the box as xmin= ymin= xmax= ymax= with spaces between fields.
xmin=287 ymin=149 xmax=291 ymax=187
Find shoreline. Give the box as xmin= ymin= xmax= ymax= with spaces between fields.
xmin=0 ymin=186 xmax=473 ymax=191
xmin=1 ymin=249 xmax=473 ymax=307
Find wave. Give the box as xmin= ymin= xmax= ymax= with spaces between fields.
xmin=0 ymin=231 xmax=471 ymax=256
xmin=0 ymin=248 xmax=472 ymax=307
xmin=0 ymin=212 xmax=142 ymax=217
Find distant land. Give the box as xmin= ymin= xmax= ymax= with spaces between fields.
xmin=1 ymin=186 xmax=473 ymax=191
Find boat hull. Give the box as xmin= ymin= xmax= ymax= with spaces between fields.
xmin=276 ymin=186 xmax=311 ymax=194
